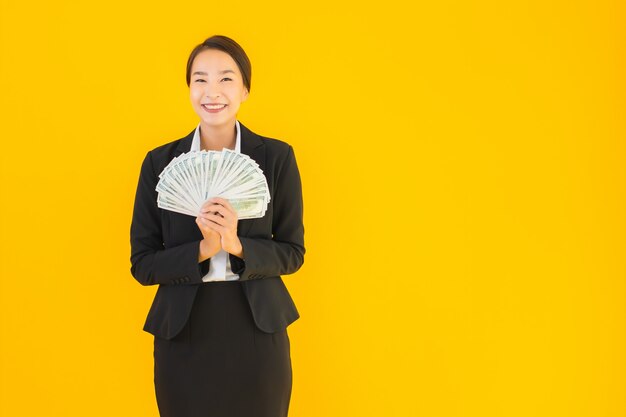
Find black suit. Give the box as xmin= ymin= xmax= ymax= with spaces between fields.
xmin=130 ymin=120 xmax=305 ymax=340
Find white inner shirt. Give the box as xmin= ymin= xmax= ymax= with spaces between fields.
xmin=190 ymin=120 xmax=241 ymax=282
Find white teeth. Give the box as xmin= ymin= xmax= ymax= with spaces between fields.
xmin=204 ymin=104 xmax=226 ymax=110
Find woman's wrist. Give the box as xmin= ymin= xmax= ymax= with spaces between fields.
xmin=227 ymin=237 xmax=244 ymax=259
xmin=199 ymin=237 xmax=220 ymax=262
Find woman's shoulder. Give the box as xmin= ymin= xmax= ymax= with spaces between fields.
xmin=151 ymin=128 xmax=195 ymax=154
xmin=258 ymin=134 xmax=293 ymax=153
xmin=245 ymin=124 xmax=294 ymax=158
xmin=138 ymin=128 xmax=195 ymax=176
xmin=145 ymin=128 xmax=195 ymax=158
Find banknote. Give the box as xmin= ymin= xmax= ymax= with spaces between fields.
xmin=155 ymin=149 xmax=270 ymax=219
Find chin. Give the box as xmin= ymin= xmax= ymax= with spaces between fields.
xmin=201 ymin=116 xmax=233 ymax=126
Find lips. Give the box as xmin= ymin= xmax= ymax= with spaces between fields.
xmin=201 ymin=104 xmax=228 ymax=113
xmin=202 ymin=104 xmax=227 ymax=110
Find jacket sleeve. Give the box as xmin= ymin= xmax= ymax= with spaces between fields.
xmin=229 ymin=145 xmax=305 ymax=281
xmin=130 ymin=150 xmax=210 ymax=286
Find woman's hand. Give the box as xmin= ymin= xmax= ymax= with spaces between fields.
xmin=199 ymin=197 xmax=244 ymax=258
xmin=196 ymin=201 xmax=223 ymax=261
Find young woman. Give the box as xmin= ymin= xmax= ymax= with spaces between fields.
xmin=130 ymin=35 xmax=305 ymax=417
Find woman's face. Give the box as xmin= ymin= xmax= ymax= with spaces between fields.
xmin=189 ymin=48 xmax=249 ymax=128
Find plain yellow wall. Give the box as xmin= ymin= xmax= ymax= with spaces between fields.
xmin=1 ymin=1 xmax=625 ymax=416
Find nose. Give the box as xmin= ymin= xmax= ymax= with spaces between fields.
xmin=204 ymin=80 xmax=221 ymax=99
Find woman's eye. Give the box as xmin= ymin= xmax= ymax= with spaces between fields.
xmin=194 ymin=78 xmax=230 ymax=82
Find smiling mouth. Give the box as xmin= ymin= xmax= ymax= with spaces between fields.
xmin=202 ymin=104 xmax=227 ymax=110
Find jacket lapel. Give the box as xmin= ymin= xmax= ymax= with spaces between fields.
xmin=173 ymin=121 xmax=265 ymax=237
xmin=174 ymin=128 xmax=194 ymax=156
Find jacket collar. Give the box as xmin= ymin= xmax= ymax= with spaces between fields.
xmin=174 ymin=120 xmax=264 ymax=156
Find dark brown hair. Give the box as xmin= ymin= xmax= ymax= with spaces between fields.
xmin=185 ymin=35 xmax=252 ymax=93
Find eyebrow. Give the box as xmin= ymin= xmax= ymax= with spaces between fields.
xmin=192 ymin=69 xmax=236 ymax=76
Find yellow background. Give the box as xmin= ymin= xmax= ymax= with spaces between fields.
xmin=1 ymin=1 xmax=625 ymax=416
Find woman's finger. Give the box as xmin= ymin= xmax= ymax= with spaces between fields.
xmin=210 ymin=197 xmax=236 ymax=213
xmin=196 ymin=217 xmax=219 ymax=237
xmin=204 ymin=204 xmax=237 ymax=223
xmin=201 ymin=217 xmax=227 ymax=236
xmin=200 ymin=199 xmax=224 ymax=212
xmin=199 ymin=210 xmax=229 ymax=224
xmin=204 ymin=198 xmax=236 ymax=216
xmin=200 ymin=203 xmax=229 ymax=217
xmin=204 ymin=212 xmax=230 ymax=227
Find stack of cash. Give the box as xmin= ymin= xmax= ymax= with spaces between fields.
xmin=155 ymin=149 xmax=270 ymax=219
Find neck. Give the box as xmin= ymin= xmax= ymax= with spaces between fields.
xmin=199 ymin=120 xmax=236 ymax=151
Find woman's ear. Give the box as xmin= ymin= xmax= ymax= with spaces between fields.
xmin=242 ymin=88 xmax=249 ymax=102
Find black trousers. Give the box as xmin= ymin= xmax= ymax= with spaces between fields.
xmin=153 ymin=280 xmax=293 ymax=417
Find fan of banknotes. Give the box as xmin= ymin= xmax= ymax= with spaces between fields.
xmin=155 ymin=149 xmax=270 ymax=219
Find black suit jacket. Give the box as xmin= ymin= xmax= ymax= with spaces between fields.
xmin=130 ymin=121 xmax=305 ymax=340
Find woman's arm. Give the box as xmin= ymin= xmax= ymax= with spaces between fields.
xmin=229 ymin=145 xmax=306 ymax=280
xmin=130 ymin=151 xmax=215 ymax=286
